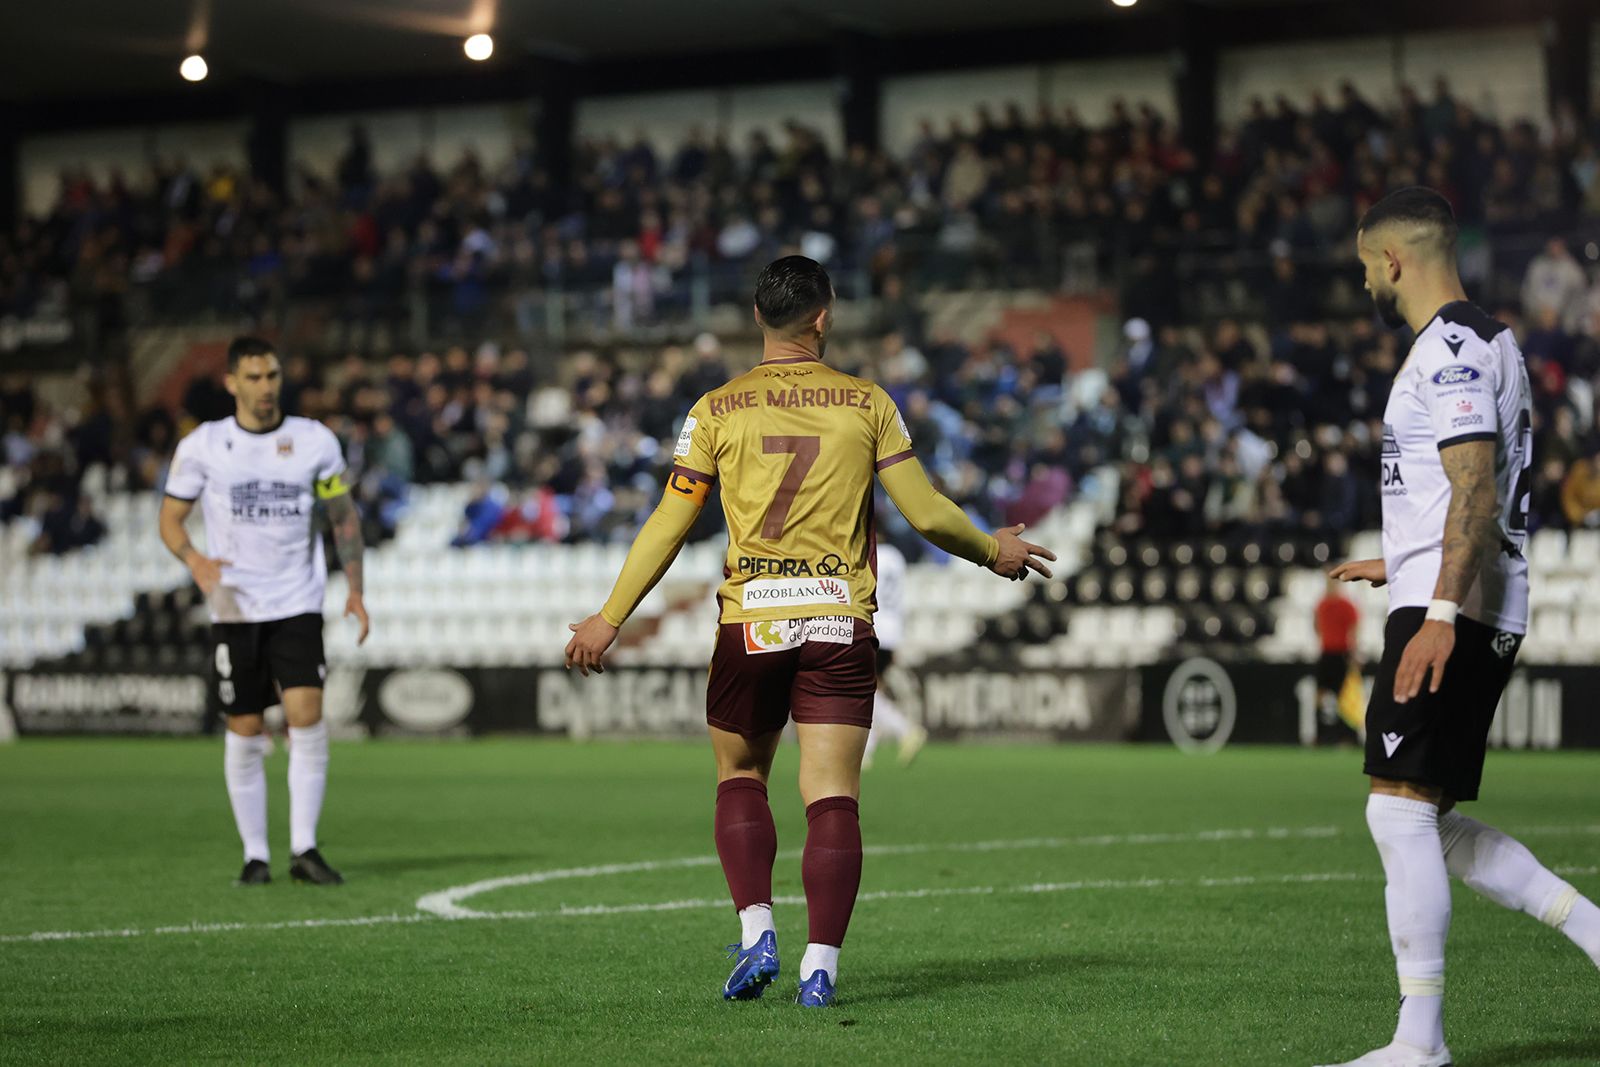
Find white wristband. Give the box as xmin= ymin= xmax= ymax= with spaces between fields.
xmin=1425 ymin=599 xmax=1459 ymax=625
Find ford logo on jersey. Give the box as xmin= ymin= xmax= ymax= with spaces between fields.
xmin=1432 ymin=365 xmax=1481 ymax=386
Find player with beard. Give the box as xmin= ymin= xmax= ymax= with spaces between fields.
xmin=1317 ymin=188 xmax=1600 ymax=1067
xmin=159 ymin=337 xmax=370 ymax=887
xmin=564 ymin=256 xmax=1053 ymax=1006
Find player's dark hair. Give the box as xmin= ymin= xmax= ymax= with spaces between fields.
xmin=753 ymin=256 xmax=833 ymax=331
xmin=227 ymin=336 xmax=277 ymax=371
xmin=1358 ymin=186 xmax=1458 ymax=258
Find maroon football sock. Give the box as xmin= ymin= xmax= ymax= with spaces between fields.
xmin=802 ymin=795 xmax=862 ymax=946
xmin=714 ymin=777 xmax=776 ymax=911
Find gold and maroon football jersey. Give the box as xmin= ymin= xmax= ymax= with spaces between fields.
xmin=672 ymin=355 xmax=915 ymax=625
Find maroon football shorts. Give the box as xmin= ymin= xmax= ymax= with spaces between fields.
xmin=705 ymin=616 xmax=878 ymax=737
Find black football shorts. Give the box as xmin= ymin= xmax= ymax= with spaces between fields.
xmin=1362 ymin=606 xmax=1522 ymax=801
xmin=209 ymin=613 xmax=327 ymax=715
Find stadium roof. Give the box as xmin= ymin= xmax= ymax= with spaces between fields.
xmin=6 ymin=0 xmax=1133 ymax=102
xmin=0 ymin=0 xmax=1553 ymax=113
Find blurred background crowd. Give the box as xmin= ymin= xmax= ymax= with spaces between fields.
xmin=5 ymin=81 xmax=1600 ymax=561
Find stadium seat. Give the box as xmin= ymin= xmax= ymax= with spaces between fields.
xmin=1566 ymin=529 xmax=1599 ymax=568
xmin=1530 ymin=530 xmax=1567 ymax=576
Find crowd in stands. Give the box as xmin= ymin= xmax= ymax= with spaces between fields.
xmin=8 ymin=78 xmax=1600 ymax=338
xmin=5 ymin=81 xmax=1600 ymax=563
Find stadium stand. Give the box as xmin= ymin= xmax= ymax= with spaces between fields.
xmin=4 ymin=82 xmax=1600 ymax=682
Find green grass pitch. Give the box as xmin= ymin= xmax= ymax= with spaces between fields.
xmin=1 ymin=739 xmax=1596 ymax=1065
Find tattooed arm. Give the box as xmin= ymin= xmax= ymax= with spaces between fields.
xmin=1392 ymin=438 xmax=1498 ymax=703
xmin=1433 ymin=439 xmax=1501 ymax=604
xmin=323 ymin=490 xmax=370 ymax=645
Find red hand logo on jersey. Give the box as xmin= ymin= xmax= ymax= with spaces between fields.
xmin=818 ymin=578 xmax=847 ymax=603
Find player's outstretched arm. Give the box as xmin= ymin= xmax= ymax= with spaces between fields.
xmin=1329 ymin=559 xmax=1386 ymax=586
xmin=1394 ymin=438 xmax=1498 ymax=704
xmin=878 ymin=458 xmax=1054 ymax=579
xmin=322 ymin=491 xmax=370 ymax=646
xmin=158 ymin=494 xmax=230 ymax=595
xmin=566 ymin=472 xmax=708 ymax=676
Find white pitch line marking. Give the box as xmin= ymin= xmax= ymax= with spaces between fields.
xmin=2 ymin=825 xmax=1593 ymax=947
xmin=1 ymin=871 xmax=1361 ymax=944
xmin=417 ymin=824 xmax=1341 ymax=919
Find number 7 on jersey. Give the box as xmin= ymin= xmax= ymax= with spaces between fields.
xmin=761 ymin=436 xmax=820 ymax=540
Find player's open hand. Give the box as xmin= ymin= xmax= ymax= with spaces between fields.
xmin=187 ymin=554 xmax=231 ymax=596
xmin=989 ymin=523 xmax=1056 ymax=581
xmin=565 ymin=614 xmax=619 ymax=677
xmin=1329 ymin=558 xmax=1386 ymax=587
xmin=1394 ymin=619 xmax=1454 ymax=704
xmin=344 ymin=593 xmax=370 ymax=646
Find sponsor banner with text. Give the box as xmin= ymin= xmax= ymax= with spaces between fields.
xmin=1 ymin=668 xmax=208 ymax=735
xmin=1139 ymin=659 xmax=1600 ymax=752
xmin=9 ymin=659 xmax=1598 ymax=748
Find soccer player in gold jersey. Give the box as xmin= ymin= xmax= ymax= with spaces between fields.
xmin=565 ymin=256 xmax=1053 ymax=1006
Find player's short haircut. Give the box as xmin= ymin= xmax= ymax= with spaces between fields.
xmin=1357 ymin=186 xmax=1458 ymax=260
xmin=753 ymin=256 xmax=834 ymax=331
xmin=227 ymin=336 xmax=277 ymax=371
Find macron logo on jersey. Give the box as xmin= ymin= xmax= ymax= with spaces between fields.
xmin=1382 ymin=732 xmax=1404 ymax=758
xmin=1431 ymin=365 xmax=1481 ymax=386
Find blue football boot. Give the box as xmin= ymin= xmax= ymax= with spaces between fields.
xmin=722 ymin=930 xmax=779 ymax=1000
xmin=795 ymin=968 xmax=836 ymax=1007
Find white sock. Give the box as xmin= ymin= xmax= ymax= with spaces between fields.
xmin=800 ymin=943 xmax=840 ymax=984
xmin=1440 ymin=811 xmax=1600 ymax=967
xmin=1366 ymin=794 xmax=1449 ymax=1052
xmin=1563 ymin=897 xmax=1600 ymax=969
xmin=224 ymin=731 xmax=270 ymax=864
xmin=873 ymin=691 xmax=912 ymax=741
xmin=287 ymin=721 xmax=329 ymax=856
xmin=738 ymin=904 xmax=774 ymax=949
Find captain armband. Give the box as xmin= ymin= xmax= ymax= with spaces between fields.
xmin=665 ymin=465 xmax=714 ymax=507
xmin=314 ymin=472 xmax=352 ymax=500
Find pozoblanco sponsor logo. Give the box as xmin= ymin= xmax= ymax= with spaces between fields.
xmin=740 ymin=577 xmax=851 ymax=609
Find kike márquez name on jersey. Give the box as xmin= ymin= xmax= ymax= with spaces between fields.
xmin=673 ymin=357 xmax=914 ymax=625
xmin=166 ymin=416 xmax=349 ymax=624
xmin=1380 ymin=301 xmax=1531 ymax=634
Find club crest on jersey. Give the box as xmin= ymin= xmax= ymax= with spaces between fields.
xmin=276 ymin=437 xmax=294 ymax=457
xmin=1492 ymin=631 xmax=1518 ymax=658
xmin=1432 ymin=365 xmax=1480 ymax=386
